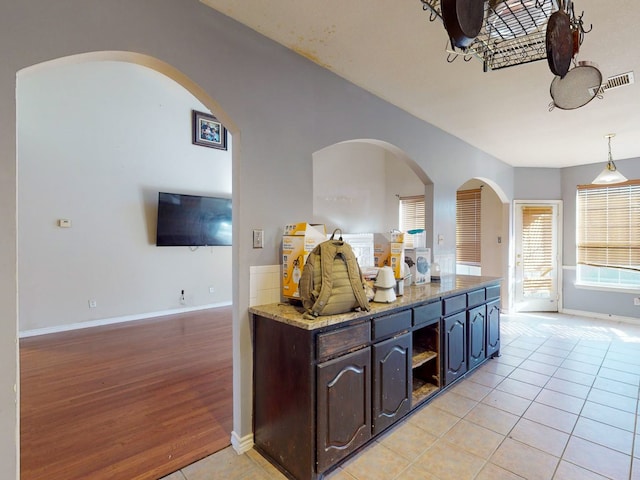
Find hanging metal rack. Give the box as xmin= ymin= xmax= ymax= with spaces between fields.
xmin=420 ymin=0 xmax=590 ymax=72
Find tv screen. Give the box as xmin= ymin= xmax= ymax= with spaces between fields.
xmin=156 ymin=192 xmax=232 ymax=246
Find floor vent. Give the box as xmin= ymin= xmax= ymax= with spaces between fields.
xmin=589 ymin=71 xmax=635 ymax=96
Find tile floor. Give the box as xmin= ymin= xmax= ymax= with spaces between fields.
xmin=161 ymin=311 xmax=640 ymax=480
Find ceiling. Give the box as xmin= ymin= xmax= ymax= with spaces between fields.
xmin=201 ymin=0 xmax=640 ymax=168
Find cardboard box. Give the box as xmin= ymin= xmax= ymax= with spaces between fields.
xmin=373 ymin=233 xmax=406 ymax=278
xmin=404 ymin=247 xmax=431 ymax=284
xmin=282 ymin=224 xmax=326 ymax=299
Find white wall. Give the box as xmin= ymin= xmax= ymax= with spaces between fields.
xmin=18 ymin=61 xmax=232 ymax=333
xmin=0 ymin=2 xmax=515 ymax=477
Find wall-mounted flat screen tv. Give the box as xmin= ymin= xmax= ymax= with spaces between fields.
xmin=156 ymin=192 xmax=232 ymax=246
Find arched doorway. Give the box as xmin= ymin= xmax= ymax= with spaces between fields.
xmin=16 ymin=51 xmax=239 ymax=478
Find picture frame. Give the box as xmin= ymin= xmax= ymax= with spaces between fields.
xmin=192 ymin=110 xmax=227 ymax=150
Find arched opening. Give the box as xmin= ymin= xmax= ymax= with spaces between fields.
xmin=456 ymin=177 xmax=510 ymax=308
xmin=313 ymin=139 xmax=433 ymax=244
xmin=16 ymin=51 xmax=239 ymax=478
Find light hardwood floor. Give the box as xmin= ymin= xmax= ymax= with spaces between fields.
xmin=20 ymin=306 xmax=233 ymax=480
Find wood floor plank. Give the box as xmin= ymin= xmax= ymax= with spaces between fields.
xmin=20 ymin=307 xmax=233 ymax=480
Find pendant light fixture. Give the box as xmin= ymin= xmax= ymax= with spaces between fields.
xmin=592 ymin=133 xmax=628 ymax=185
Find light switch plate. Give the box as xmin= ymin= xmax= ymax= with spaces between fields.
xmin=253 ymin=229 xmax=264 ymax=248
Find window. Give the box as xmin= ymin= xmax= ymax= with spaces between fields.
xmin=576 ymin=181 xmax=640 ymax=289
xmin=399 ymin=195 xmax=425 ymax=249
xmin=456 ymin=188 xmax=481 ymax=265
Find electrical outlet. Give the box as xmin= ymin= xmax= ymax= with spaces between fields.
xmin=634 ymin=297 xmax=640 ymax=306
xmin=209 ymin=287 xmax=215 ymax=294
xmin=88 ymin=299 xmax=97 ymax=308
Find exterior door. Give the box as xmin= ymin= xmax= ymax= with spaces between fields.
xmin=514 ymin=201 xmax=562 ymax=312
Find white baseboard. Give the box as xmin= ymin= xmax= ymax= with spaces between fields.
xmin=19 ymin=301 xmax=232 ymax=338
xmin=230 ymin=430 xmax=254 ymax=454
xmin=560 ymin=308 xmax=640 ymax=327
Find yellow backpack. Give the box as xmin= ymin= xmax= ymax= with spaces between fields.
xmin=299 ymin=229 xmax=370 ymax=317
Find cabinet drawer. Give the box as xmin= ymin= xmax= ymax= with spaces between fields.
xmin=373 ymin=310 xmax=411 ymax=340
xmin=413 ymin=301 xmax=442 ymax=327
xmin=317 ymin=322 xmax=370 ymax=361
xmin=486 ymin=284 xmax=500 ymax=300
xmin=467 ymin=289 xmax=486 ymax=308
xmin=443 ymin=294 xmax=466 ymax=316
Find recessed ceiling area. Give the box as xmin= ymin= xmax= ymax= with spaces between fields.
xmin=201 ymin=0 xmax=640 ymax=168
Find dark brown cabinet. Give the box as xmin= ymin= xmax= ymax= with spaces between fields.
xmin=443 ymin=311 xmax=467 ymax=385
xmin=467 ymin=304 xmax=486 ymax=371
xmin=372 ymin=333 xmax=411 ymax=434
xmin=317 ymin=347 xmax=372 ymax=471
xmin=486 ymin=298 xmax=500 ymax=357
xmin=252 ymin=279 xmax=501 ymax=480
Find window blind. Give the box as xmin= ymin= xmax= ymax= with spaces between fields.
xmin=456 ymin=188 xmax=481 ymax=265
xmin=399 ymin=196 xmax=425 ymax=249
xmin=577 ymin=180 xmax=640 ymax=269
xmin=521 ymin=205 xmax=554 ymax=294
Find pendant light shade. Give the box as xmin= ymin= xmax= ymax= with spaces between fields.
xmin=592 ymin=134 xmax=628 ymax=185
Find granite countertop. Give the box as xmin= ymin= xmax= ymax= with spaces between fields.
xmin=249 ymin=274 xmax=501 ymax=330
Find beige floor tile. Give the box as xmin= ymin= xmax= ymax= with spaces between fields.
xmin=413 ymin=439 xmax=485 ymax=480
xmin=181 ymin=447 xmax=264 ymax=480
xmin=377 ymin=421 xmax=437 ymax=462
xmin=449 ymin=378 xmax=492 ymax=401
xmin=602 ymin=358 xmax=640 ymax=374
xmin=430 ymin=390 xmax=478 ymax=417
xmin=544 ymin=377 xmax=590 ymax=399
xmin=635 ymin=434 xmax=640 ymax=458
xmin=553 ymin=460 xmax=610 ymax=480
xmin=598 ymin=367 xmax=640 ymax=386
xmin=528 ymin=352 xmax=565 ymax=366
xmin=341 ymin=441 xmax=409 ymax=480
xmin=564 ymin=350 xmax=605 ymax=366
xmin=500 ymin=345 xmax=534 ymax=359
xmin=592 ymin=376 xmax=639 ymax=399
xmin=519 ymin=359 xmax=559 ymax=376
xmin=478 ymin=360 xmax=516 ymax=377
xmin=552 ymin=367 xmax=595 ymax=386
xmin=464 ymin=403 xmax=519 ymax=435
xmin=495 ymin=378 xmax=542 ymax=400
xmin=633 ymin=463 xmax=640 ymax=480
xmin=534 ymin=346 xmax=570 ymax=358
xmin=559 ymin=358 xmax=600 ymax=375
xmin=508 ymin=368 xmax=550 ymax=387
xmin=563 ymin=436 xmax=631 ymax=480
xmin=494 ymin=353 xmax=525 ymax=367
xmin=467 ymin=369 xmax=505 ymax=388
xmin=490 ymin=438 xmax=559 ymax=480
xmin=441 ymin=419 xmax=504 ymax=459
xmin=508 ymin=418 xmax=569 ymax=457
xmin=572 ymin=417 xmax=634 ymax=455
xmin=481 ymin=389 xmax=532 ymax=416
xmin=323 ymin=467 xmax=358 ymax=480
xmin=534 ymin=388 xmax=585 ymax=414
xmin=407 ymin=404 xmax=460 ymax=437
xmin=394 ymin=464 xmax=441 ymax=480
xmin=581 ymin=401 xmax=637 ymax=432
xmin=522 ymin=401 xmax=578 ymax=434
xmin=475 ymin=463 xmax=526 ymax=480
xmin=587 ymin=388 xmax=638 ymax=413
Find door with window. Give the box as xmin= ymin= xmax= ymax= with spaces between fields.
xmin=514 ymin=201 xmax=562 ymax=311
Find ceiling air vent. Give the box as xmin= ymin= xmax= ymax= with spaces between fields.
xmin=588 ymin=71 xmax=635 ymax=96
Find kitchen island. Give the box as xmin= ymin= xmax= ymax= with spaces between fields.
xmin=249 ymin=275 xmax=501 ymax=480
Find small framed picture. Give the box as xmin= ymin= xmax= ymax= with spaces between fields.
xmin=192 ymin=110 xmax=227 ymax=150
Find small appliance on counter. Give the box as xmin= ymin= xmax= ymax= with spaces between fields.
xmin=373 ymin=266 xmax=397 ymax=303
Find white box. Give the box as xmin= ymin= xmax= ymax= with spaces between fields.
xmin=404 ymin=248 xmax=431 ymax=284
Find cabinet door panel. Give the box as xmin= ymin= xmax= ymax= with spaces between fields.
xmin=443 ymin=312 xmax=467 ymax=386
xmin=317 ymin=347 xmax=371 ymax=471
xmin=467 ymin=305 xmax=486 ymax=371
xmin=486 ymin=299 xmax=501 ymax=357
xmin=373 ymin=333 xmax=411 ymax=434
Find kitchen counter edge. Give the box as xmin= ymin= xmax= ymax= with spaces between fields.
xmin=249 ymin=274 xmax=502 ymax=330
